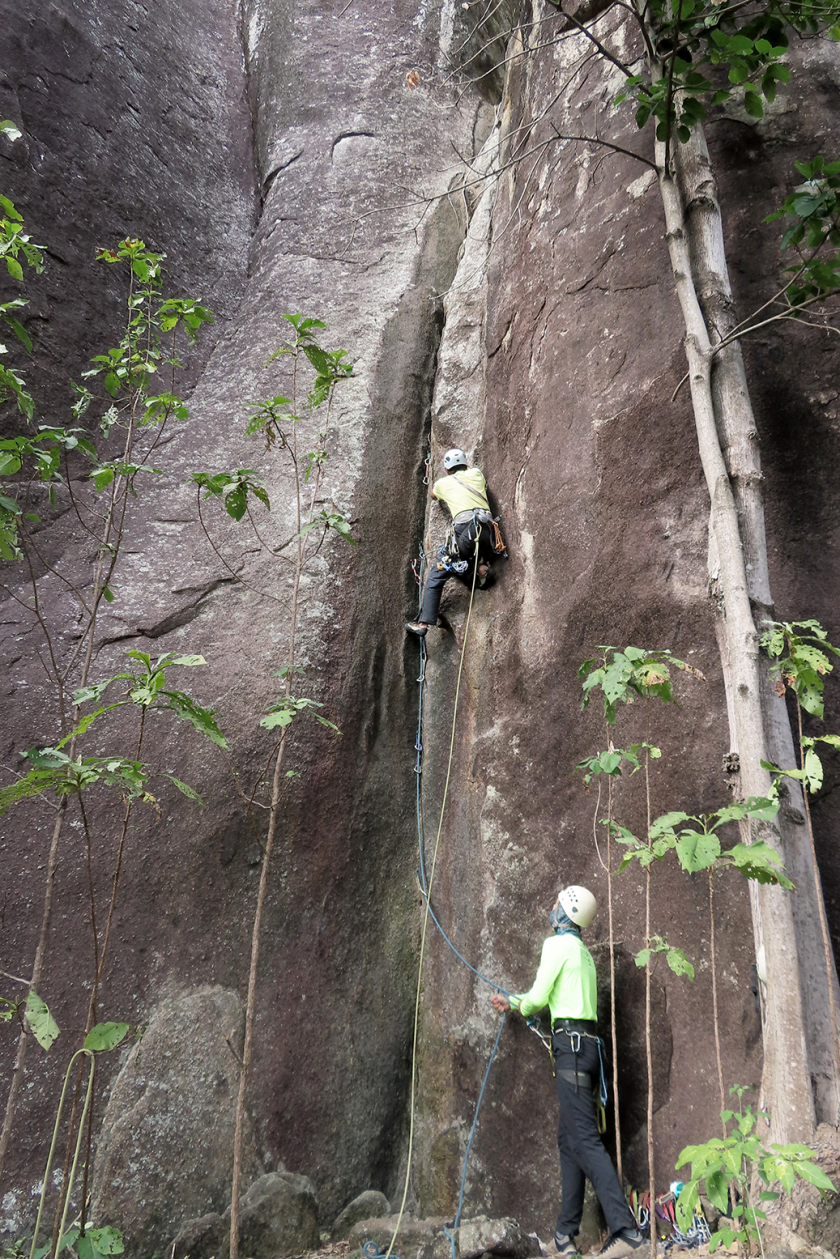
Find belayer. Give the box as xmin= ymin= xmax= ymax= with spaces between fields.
xmin=405 ymin=447 xmax=506 ymax=639
xmin=491 ymin=887 xmax=644 ymax=1259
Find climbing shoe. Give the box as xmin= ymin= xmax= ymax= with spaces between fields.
xmin=552 ymin=1234 xmax=578 ymax=1257
xmin=598 ymin=1228 xmax=645 ymax=1259
xmin=405 ymin=621 xmax=429 ymax=638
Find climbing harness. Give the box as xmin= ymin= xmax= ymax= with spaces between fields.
xmin=551 ymin=1022 xmax=610 ymax=1135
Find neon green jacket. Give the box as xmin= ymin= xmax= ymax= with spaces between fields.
xmin=511 ymin=933 xmax=598 ymax=1021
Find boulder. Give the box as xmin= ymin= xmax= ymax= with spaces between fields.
xmin=331 ymin=1191 xmax=392 ymax=1240
xmin=91 ymin=986 xmax=262 ymax=1259
xmin=170 ymin=1213 xmax=227 ymax=1259
xmin=458 ymin=1216 xmax=540 ymax=1259
xmin=237 ymin=1172 xmax=320 ymax=1258
xmin=348 ymin=1216 xmax=453 ymax=1259
xmin=170 ymin=1171 xmax=319 ymax=1259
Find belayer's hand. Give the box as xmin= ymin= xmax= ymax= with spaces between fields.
xmin=491 ymin=993 xmax=511 ymax=1014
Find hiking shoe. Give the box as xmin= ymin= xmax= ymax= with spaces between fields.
xmin=405 ymin=621 xmax=429 ymax=638
xmin=598 ymin=1229 xmax=645 ymax=1259
xmin=553 ymin=1234 xmax=578 ymax=1257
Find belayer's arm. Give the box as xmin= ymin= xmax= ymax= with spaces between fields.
xmin=517 ymin=938 xmax=562 ymax=1018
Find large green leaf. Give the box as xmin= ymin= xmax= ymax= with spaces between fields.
xmin=676 ymin=828 xmax=720 ymax=873
xmin=84 ymin=1022 xmax=130 ymax=1052
xmin=25 ymin=990 xmax=59 ymax=1051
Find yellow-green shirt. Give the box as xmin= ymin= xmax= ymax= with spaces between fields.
xmin=511 ymin=933 xmax=598 ymax=1021
xmin=432 ymin=468 xmax=489 ymax=517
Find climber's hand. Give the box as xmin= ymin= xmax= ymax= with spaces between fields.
xmin=491 ymin=994 xmax=511 ymax=1014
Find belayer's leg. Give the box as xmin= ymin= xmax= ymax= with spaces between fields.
xmin=553 ymin=1042 xmax=639 ymax=1248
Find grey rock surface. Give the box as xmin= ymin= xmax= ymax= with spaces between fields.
xmin=458 ymin=1216 xmax=538 ymax=1259
xmin=237 ymin=1171 xmax=320 ymax=1259
xmin=91 ymin=986 xmax=262 ymax=1259
xmin=1 ymin=0 xmax=840 ymax=1251
xmin=331 ymin=1190 xmax=392 ymax=1240
xmin=348 ymin=1216 xmax=453 ymax=1259
xmin=170 ymin=1212 xmax=228 ymax=1259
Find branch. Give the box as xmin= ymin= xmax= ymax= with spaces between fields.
xmin=550 ymin=123 xmax=657 ymax=169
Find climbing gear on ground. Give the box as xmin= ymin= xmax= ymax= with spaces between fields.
xmin=443 ymin=447 xmax=468 ymax=469
xmin=557 ymin=886 xmax=597 ymax=929
xmin=553 ymin=1234 xmax=579 ymax=1257
xmin=405 ymin=621 xmax=428 ymax=638
xmin=364 ymin=1245 xmax=398 ymax=1259
xmin=598 ymin=1228 xmax=645 ymax=1258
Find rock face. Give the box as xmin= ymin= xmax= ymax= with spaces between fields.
xmin=1 ymin=0 xmax=840 ymax=1255
xmin=91 ymin=986 xmax=262 ymax=1259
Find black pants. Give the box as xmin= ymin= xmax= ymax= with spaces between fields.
xmin=552 ymin=1034 xmax=635 ymax=1239
xmin=418 ymin=520 xmax=496 ymax=625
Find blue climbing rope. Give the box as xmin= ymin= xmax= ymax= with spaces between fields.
xmin=443 ymin=1012 xmax=507 ymax=1259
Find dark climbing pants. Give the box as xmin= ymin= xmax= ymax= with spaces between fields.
xmin=552 ymin=1033 xmax=635 ymax=1239
xmin=418 ymin=520 xmax=496 ymax=626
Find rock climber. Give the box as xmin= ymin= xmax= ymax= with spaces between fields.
xmin=405 ymin=447 xmax=503 ymax=638
xmin=491 ymin=886 xmax=644 ymax=1259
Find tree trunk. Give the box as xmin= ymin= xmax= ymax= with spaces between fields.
xmin=673 ymin=126 xmax=840 ymax=1129
xmin=652 ymin=126 xmax=817 ymax=1142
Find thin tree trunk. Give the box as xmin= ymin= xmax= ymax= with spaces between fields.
xmin=676 ymin=128 xmax=840 ymax=1126
xmin=653 ymin=132 xmax=815 ymax=1141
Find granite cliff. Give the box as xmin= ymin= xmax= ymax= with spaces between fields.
xmin=1 ymin=0 xmax=839 ymax=1254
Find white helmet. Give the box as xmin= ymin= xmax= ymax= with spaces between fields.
xmin=558 ymin=885 xmax=597 ymax=928
xmin=443 ymin=447 xmax=468 ymax=470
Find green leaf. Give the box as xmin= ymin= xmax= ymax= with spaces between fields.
xmin=5 ymin=256 xmax=23 ymax=282
xmin=84 ymin=1021 xmax=130 ymax=1051
xmin=804 ymin=746 xmax=824 ymax=793
xmin=260 ymin=709 xmax=295 ymax=730
xmin=744 ymin=91 xmax=764 ymax=119
xmin=25 ymin=991 xmax=60 ymax=1051
xmin=676 ymin=828 xmax=720 ymax=873
xmin=77 ymin=1227 xmax=125 ymax=1259
xmin=162 ymin=691 xmax=229 ymax=749
xmin=165 ymin=775 xmax=204 ymax=804
xmin=706 ymin=1167 xmax=730 ymax=1214
xmin=727 ymin=840 xmax=794 ymax=889
xmin=6 ymin=317 xmax=31 ymax=352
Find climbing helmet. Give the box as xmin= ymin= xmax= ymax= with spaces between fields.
xmin=443 ymin=447 xmax=468 ymax=470
xmin=557 ymin=885 xmax=597 ymax=929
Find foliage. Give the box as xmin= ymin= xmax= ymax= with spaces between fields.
xmin=761 ymin=618 xmax=840 ymax=719
xmin=634 ymin=934 xmax=695 ymax=980
xmin=676 ymin=1087 xmax=835 ymax=1251
xmin=575 ymin=741 xmax=659 ymax=788
xmin=611 ymin=796 xmax=792 ymax=886
xmin=0 ymin=651 xmax=225 ymax=816
xmin=766 ymin=157 xmax=840 ymax=304
xmin=32 ymin=1226 xmax=124 ymax=1259
xmin=1 ymin=236 xmax=212 ymax=564
xmin=608 ymin=0 xmax=840 ymax=144
xmin=191 ymin=469 xmax=270 ymax=520
xmin=260 ymin=693 xmax=341 ymax=733
xmin=578 ymin=645 xmax=702 ymax=724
